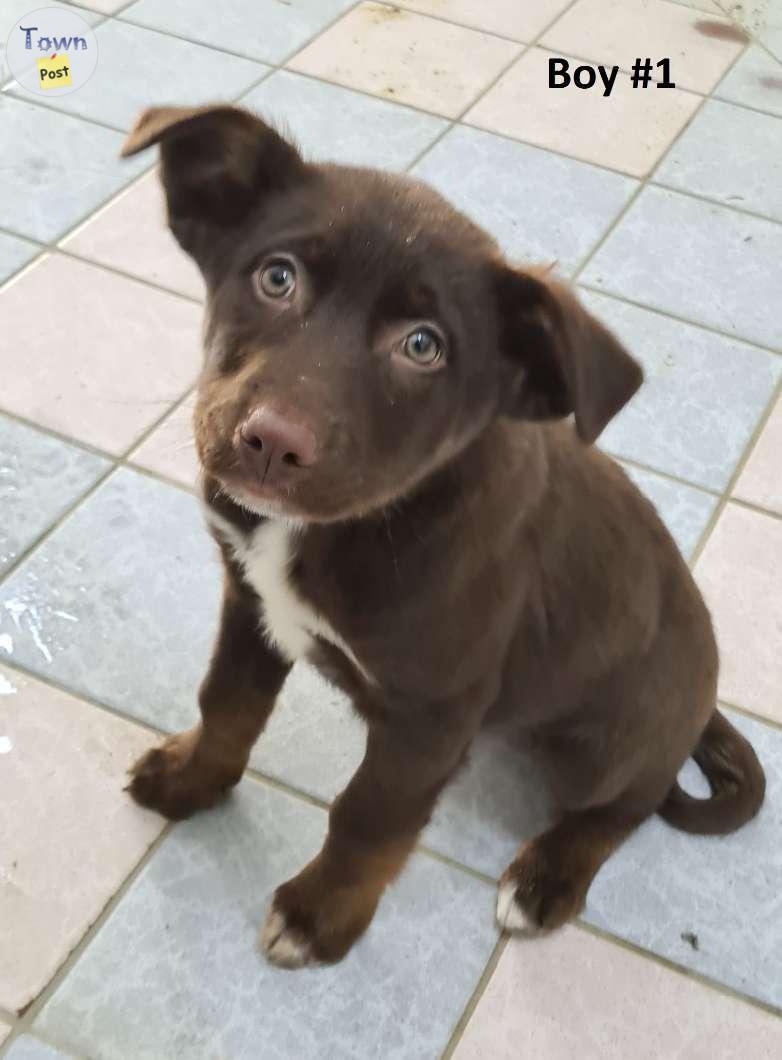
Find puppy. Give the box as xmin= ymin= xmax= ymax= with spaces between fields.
xmin=121 ymin=104 xmax=765 ymax=968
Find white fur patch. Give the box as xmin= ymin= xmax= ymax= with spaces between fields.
xmin=204 ymin=507 xmax=371 ymax=680
xmin=496 ymin=878 xmax=538 ymax=935
xmin=260 ymin=908 xmax=314 ymax=968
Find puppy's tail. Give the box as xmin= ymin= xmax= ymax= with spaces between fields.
xmin=659 ymin=710 xmax=765 ymax=835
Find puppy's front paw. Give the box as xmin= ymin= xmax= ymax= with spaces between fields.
xmin=127 ymin=728 xmax=240 ymax=820
xmin=259 ymin=864 xmax=380 ymax=969
xmin=497 ymin=841 xmax=586 ymax=935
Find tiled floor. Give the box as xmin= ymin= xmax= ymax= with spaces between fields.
xmin=0 ymin=0 xmax=780 ymax=1057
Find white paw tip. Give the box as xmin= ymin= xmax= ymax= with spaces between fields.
xmin=259 ymin=907 xmax=314 ymax=968
xmin=496 ymin=879 xmax=538 ymax=935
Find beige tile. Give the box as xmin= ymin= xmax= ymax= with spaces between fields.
xmin=541 ymin=0 xmax=745 ymax=93
xmin=695 ymin=504 xmax=782 ymax=722
xmin=393 ymin=0 xmax=572 ymax=40
xmin=0 ymin=664 xmax=163 ymax=1013
xmin=466 ymin=47 xmax=700 ymax=176
xmin=0 ymin=255 xmax=202 ymax=455
xmin=288 ymin=2 xmax=520 ymax=118
xmin=0 ymin=1023 xmax=10 ymax=1047
xmin=733 ymin=394 xmax=782 ymax=515
xmin=129 ymin=394 xmax=200 ymax=489
xmin=453 ymin=927 xmax=782 ymax=1059
xmin=61 ymin=171 xmax=205 ymax=302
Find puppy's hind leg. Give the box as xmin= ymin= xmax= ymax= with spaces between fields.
xmin=496 ymin=802 xmax=647 ymax=935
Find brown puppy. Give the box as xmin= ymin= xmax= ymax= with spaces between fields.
xmin=121 ymin=104 xmax=765 ymax=968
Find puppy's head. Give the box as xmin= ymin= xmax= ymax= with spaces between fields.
xmin=122 ymin=105 xmax=641 ymax=523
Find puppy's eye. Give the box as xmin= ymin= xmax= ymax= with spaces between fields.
xmin=403 ymin=328 xmax=442 ymax=367
xmin=257 ymin=260 xmax=296 ymax=299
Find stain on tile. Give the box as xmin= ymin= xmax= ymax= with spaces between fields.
xmin=694 ymin=17 xmax=750 ymax=41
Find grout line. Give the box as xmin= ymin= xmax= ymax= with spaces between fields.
xmin=577 ymin=282 xmax=782 ymax=356
xmin=648 ymin=177 xmax=782 ymax=229
xmin=118 ymin=0 xmax=367 ymax=74
xmin=2 ymin=86 xmax=129 ymax=134
xmin=611 ymin=454 xmax=722 ymax=498
xmin=0 ymin=825 xmax=174 ymax=1058
xmin=688 ymin=372 xmax=782 ymax=566
xmin=244 ymin=767 xmax=331 ymax=812
xmin=0 ymin=226 xmax=205 ymax=309
xmin=711 ymin=84 xmax=782 ymax=121
xmin=575 ymin=919 xmax=782 ymax=1019
xmin=113 ymin=14 xmax=286 ymax=66
xmin=415 ymin=846 xmax=496 ymax=888
xmin=720 ymin=698 xmax=782 ymax=732
xmin=0 ymin=399 xmax=200 ymax=499
xmin=53 ymin=244 xmax=204 ymax=306
xmin=0 ymin=656 xmax=168 ymax=738
xmin=0 ymin=403 xmax=128 ymax=466
xmin=729 ymin=495 xmax=782 ymax=524
xmin=440 ymin=935 xmax=509 ymax=1060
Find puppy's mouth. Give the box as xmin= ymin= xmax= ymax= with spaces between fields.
xmin=217 ymin=470 xmax=306 ymax=521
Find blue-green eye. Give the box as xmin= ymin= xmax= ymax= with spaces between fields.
xmin=403 ymin=327 xmax=442 ymax=366
xmin=258 ymin=260 xmax=296 ymax=298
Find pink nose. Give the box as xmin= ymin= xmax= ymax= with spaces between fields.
xmin=238 ymin=407 xmax=317 ymax=484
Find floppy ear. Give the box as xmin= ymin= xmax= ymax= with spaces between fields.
xmin=120 ymin=104 xmax=306 ymax=264
xmin=495 ymin=266 xmax=642 ymax=443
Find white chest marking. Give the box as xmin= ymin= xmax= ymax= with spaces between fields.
xmin=205 ymin=509 xmax=369 ymax=680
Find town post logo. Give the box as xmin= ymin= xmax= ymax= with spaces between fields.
xmin=7 ymin=8 xmax=98 ymax=96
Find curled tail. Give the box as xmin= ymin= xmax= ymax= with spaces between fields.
xmin=659 ymin=710 xmax=766 ymax=836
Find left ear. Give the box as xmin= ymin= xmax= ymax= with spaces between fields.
xmin=494 ymin=266 xmax=642 ymax=444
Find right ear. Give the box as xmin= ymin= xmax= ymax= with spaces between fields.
xmin=120 ymin=104 xmax=307 ymax=264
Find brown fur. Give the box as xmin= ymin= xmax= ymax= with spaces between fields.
xmin=121 ymin=105 xmax=765 ymax=965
